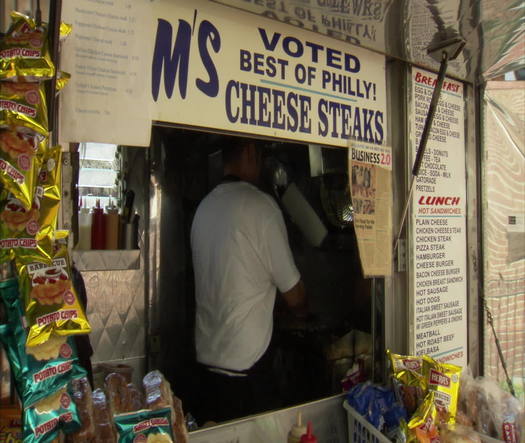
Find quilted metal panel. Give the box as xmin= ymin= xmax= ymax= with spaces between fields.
xmin=81 ymin=268 xmax=145 ymax=364
xmin=73 ymin=250 xmax=140 ymax=272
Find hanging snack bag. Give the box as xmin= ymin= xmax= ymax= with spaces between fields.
xmin=0 ymin=189 xmax=41 ymax=264
xmin=0 ymin=81 xmax=48 ymax=136
xmin=37 ymin=145 xmax=61 ymax=235
xmin=114 ymin=407 xmax=175 ymax=443
xmin=55 ymin=71 xmax=71 ymax=94
xmin=0 ymin=144 xmax=62 ymax=258
xmin=15 ymin=231 xmax=91 ymax=347
xmin=23 ymin=385 xmax=81 ymax=443
xmin=0 ymin=201 xmax=52 ymax=266
xmin=0 ymin=11 xmax=54 ymax=82
xmin=0 ymin=278 xmax=86 ymax=408
xmin=0 ymin=129 xmax=42 ymax=210
xmin=422 ymin=356 xmax=462 ymax=425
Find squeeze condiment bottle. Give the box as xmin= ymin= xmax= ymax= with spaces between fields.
xmin=77 ymin=207 xmax=92 ymax=250
xmin=288 ymin=412 xmax=307 ymax=443
xmin=105 ymin=203 xmax=119 ymax=250
xmin=91 ymin=199 xmax=106 ymax=249
xmin=300 ymin=422 xmax=317 ymax=443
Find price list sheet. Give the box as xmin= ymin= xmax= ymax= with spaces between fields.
xmin=410 ymin=67 xmax=467 ymax=367
xmin=60 ymin=0 xmax=152 ymax=146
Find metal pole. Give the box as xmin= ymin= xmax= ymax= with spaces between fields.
xmin=393 ymin=51 xmax=450 ymax=254
xmin=47 ymin=0 xmax=62 ymax=145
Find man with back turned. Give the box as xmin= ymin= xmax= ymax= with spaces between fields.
xmin=191 ymin=136 xmax=307 ymax=423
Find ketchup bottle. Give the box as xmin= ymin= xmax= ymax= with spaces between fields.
xmin=300 ymin=422 xmax=317 ymax=443
xmin=91 ymin=199 xmax=106 ymax=249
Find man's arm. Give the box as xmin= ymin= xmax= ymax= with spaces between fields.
xmin=281 ymin=280 xmax=308 ymax=318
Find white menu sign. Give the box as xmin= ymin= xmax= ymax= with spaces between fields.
xmin=60 ymin=0 xmax=153 ymax=146
xmin=410 ymin=67 xmax=467 ymax=368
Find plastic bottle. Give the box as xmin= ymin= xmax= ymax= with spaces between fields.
xmin=105 ymin=205 xmax=120 ymax=250
xmin=288 ymin=412 xmax=307 ymax=443
xmin=91 ymin=199 xmax=106 ymax=250
xmin=77 ymin=207 xmax=92 ymax=250
xmin=299 ymin=422 xmax=317 ymax=443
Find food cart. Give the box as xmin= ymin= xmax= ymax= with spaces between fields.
xmin=0 ymin=0 xmax=523 ymax=441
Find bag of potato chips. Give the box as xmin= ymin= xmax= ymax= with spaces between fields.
xmin=36 ymin=145 xmax=61 ymax=235
xmin=0 ymin=144 xmax=61 ymax=264
xmin=0 ymin=278 xmax=86 ymax=408
xmin=407 ymin=391 xmax=440 ymax=443
xmin=422 ymin=356 xmax=462 ymax=425
xmin=0 ymin=81 xmax=48 ymax=136
xmin=387 ymin=350 xmax=426 ymax=416
xmin=23 ymin=384 xmax=81 ymax=443
xmin=15 ymin=231 xmax=91 ymax=347
xmin=0 ymin=11 xmax=54 ymax=82
xmin=114 ymin=407 xmax=175 ymax=443
xmin=0 ymin=129 xmax=42 ymax=210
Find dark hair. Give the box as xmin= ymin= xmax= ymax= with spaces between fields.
xmin=221 ymin=136 xmax=263 ymax=165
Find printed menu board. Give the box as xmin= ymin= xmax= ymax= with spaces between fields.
xmin=410 ymin=67 xmax=467 ymax=368
xmin=60 ymin=0 xmax=152 ymax=146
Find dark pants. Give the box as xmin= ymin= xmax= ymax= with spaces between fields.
xmin=196 ymin=346 xmax=281 ymax=424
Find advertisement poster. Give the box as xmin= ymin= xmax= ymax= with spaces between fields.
xmin=212 ymin=0 xmax=392 ymax=52
xmin=410 ymin=67 xmax=467 ymax=367
xmin=60 ymin=0 xmax=387 ymax=149
xmin=349 ymin=140 xmax=392 ymax=277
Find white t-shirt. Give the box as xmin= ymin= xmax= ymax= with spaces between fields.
xmin=191 ymin=181 xmax=300 ymax=372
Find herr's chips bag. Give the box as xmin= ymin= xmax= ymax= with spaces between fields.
xmin=388 ymin=350 xmax=426 ymax=416
xmin=114 ymin=407 xmax=175 ymax=443
xmin=23 ymin=385 xmax=81 ymax=443
xmin=15 ymin=232 xmax=91 ymax=347
xmin=0 ymin=278 xmax=86 ymax=408
xmin=407 ymin=391 xmax=441 ymax=443
xmin=0 ymin=11 xmax=54 ymax=82
xmin=422 ymin=356 xmax=462 ymax=425
xmin=0 ymin=80 xmax=48 ymax=136
xmin=388 ymin=350 xmax=424 ymax=386
xmin=0 ymin=129 xmax=42 ymax=210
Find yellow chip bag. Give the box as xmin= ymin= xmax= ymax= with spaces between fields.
xmin=422 ymin=356 xmax=461 ymax=425
xmin=408 ymin=391 xmax=441 ymax=443
xmin=15 ymin=231 xmax=91 ymax=347
xmin=0 ymin=189 xmax=41 ymax=264
xmin=0 ymin=146 xmax=60 ymax=263
xmin=0 ymin=129 xmax=43 ymax=210
xmin=388 ymin=350 xmax=424 ymax=386
xmin=55 ymin=71 xmax=71 ymax=94
xmin=0 ymin=11 xmax=54 ymax=82
xmin=59 ymin=22 xmax=72 ymax=40
xmin=0 ymin=80 xmax=48 ymax=137
xmin=37 ymin=145 xmax=61 ymax=234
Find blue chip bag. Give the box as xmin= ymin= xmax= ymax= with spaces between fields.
xmin=347 ymin=382 xmax=407 ymax=432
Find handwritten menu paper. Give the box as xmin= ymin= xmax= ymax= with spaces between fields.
xmin=410 ymin=67 xmax=467 ymax=368
xmin=59 ymin=0 xmax=153 ymax=146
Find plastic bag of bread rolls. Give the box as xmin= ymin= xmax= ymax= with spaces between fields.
xmin=92 ymin=388 xmax=117 ymax=443
xmin=143 ymin=370 xmax=188 ymax=443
